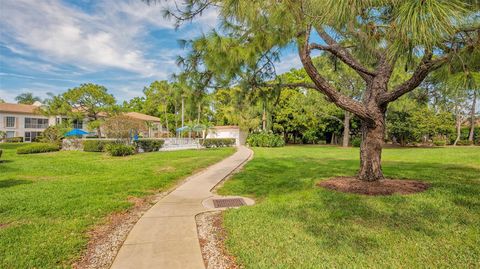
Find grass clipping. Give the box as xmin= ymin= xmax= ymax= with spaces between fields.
xmin=318 ymin=177 xmax=430 ymax=196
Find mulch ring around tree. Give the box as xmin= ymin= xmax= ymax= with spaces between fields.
xmin=317 ymin=177 xmax=430 ymax=196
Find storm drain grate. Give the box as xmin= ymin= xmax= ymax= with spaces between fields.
xmin=213 ymin=198 xmax=246 ymax=208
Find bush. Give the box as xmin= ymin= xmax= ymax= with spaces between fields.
xmin=83 ymin=140 xmax=117 ymax=152
xmin=105 ymin=144 xmax=135 ymax=156
xmin=200 ymin=138 xmax=236 ymax=148
xmin=433 ymin=139 xmax=446 ymax=146
xmin=0 ymin=149 xmax=2 ymax=160
xmin=135 ymin=139 xmax=164 ymax=152
xmin=456 ymin=139 xmax=472 ymax=146
xmin=39 ymin=126 xmax=63 ymax=145
xmin=17 ymin=143 xmax=60 ymax=154
xmin=351 ymin=137 xmax=362 ymax=147
xmin=6 ymin=137 xmax=23 ymax=143
xmin=247 ymin=132 xmax=285 ymax=147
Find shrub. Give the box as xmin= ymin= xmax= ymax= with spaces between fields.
xmin=456 ymin=139 xmax=472 ymax=146
xmin=134 ymin=139 xmax=164 ymax=152
xmin=0 ymin=149 xmax=2 ymax=160
xmin=433 ymin=139 xmax=446 ymax=146
xmin=200 ymin=138 xmax=236 ymax=148
xmin=105 ymin=144 xmax=135 ymax=156
xmin=351 ymin=137 xmax=361 ymax=147
xmin=6 ymin=137 xmax=23 ymax=143
xmin=247 ymin=132 xmax=285 ymax=147
xmin=17 ymin=143 xmax=60 ymax=154
xmin=83 ymin=140 xmax=117 ymax=152
xmin=39 ymin=126 xmax=63 ymax=145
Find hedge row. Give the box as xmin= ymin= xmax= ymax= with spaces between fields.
xmin=247 ymin=132 xmax=285 ymax=147
xmin=200 ymin=138 xmax=236 ymax=148
xmin=6 ymin=137 xmax=23 ymax=143
xmin=105 ymin=144 xmax=136 ymax=156
xmin=17 ymin=143 xmax=60 ymax=154
xmin=135 ymin=139 xmax=165 ymax=152
xmin=83 ymin=140 xmax=119 ymax=152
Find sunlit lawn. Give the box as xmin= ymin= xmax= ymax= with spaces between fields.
xmin=220 ymin=146 xmax=480 ymax=268
xmin=0 ymin=143 xmax=234 ymax=268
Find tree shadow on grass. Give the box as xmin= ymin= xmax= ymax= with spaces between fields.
xmin=0 ymin=179 xmax=32 ymax=188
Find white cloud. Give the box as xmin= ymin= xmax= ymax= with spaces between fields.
xmin=275 ymin=52 xmax=303 ymax=74
xmin=0 ymin=0 xmax=219 ymax=78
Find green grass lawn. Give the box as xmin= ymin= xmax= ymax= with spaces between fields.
xmin=219 ymin=146 xmax=480 ymax=268
xmin=0 ymin=143 xmax=234 ymax=268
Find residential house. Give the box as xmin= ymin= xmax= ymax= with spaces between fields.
xmin=0 ymin=102 xmax=164 ymax=142
xmin=0 ymin=102 xmax=56 ymax=142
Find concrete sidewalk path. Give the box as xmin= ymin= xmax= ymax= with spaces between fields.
xmin=110 ymin=146 xmax=253 ymax=269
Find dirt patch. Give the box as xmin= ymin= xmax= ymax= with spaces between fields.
xmin=155 ymin=166 xmax=176 ymax=173
xmin=317 ymin=177 xmax=430 ymax=196
xmin=72 ymin=195 xmax=156 ymax=269
xmin=196 ymin=211 xmax=240 ymax=269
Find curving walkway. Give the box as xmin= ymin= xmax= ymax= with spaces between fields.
xmin=110 ymin=146 xmax=253 ymax=269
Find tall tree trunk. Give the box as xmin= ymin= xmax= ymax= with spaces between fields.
xmin=454 ymin=115 xmax=462 ymax=146
xmin=468 ymin=91 xmax=477 ymax=143
xmin=342 ymin=111 xmax=351 ymax=147
xmin=197 ymin=102 xmax=201 ymax=124
xmin=262 ymin=102 xmax=267 ymax=131
xmin=181 ymin=96 xmax=185 ymax=127
xmin=164 ymin=104 xmax=169 ymax=137
xmin=358 ymin=118 xmax=385 ymax=181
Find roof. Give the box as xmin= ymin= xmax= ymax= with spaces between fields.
xmin=213 ymin=125 xmax=240 ymax=130
xmin=0 ymin=103 xmax=42 ymax=114
xmin=124 ymin=112 xmax=161 ymax=122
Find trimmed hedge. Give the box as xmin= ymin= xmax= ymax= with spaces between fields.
xmin=247 ymin=132 xmax=285 ymax=147
xmin=433 ymin=139 xmax=447 ymax=146
xmin=135 ymin=139 xmax=164 ymax=152
xmin=6 ymin=137 xmax=23 ymax=143
xmin=105 ymin=144 xmax=135 ymax=156
xmin=200 ymin=138 xmax=236 ymax=148
xmin=83 ymin=140 xmax=118 ymax=152
xmin=17 ymin=143 xmax=60 ymax=154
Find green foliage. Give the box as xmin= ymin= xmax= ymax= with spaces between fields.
xmin=433 ymin=139 xmax=447 ymax=146
xmin=200 ymin=138 xmax=236 ymax=148
xmin=15 ymin=92 xmax=41 ymax=105
xmin=0 ymin=149 xmax=2 ymax=160
xmin=351 ymin=137 xmax=361 ymax=147
xmin=39 ymin=126 xmax=63 ymax=145
xmin=135 ymin=139 xmax=165 ymax=152
xmin=82 ymin=140 xmax=118 ymax=152
xmin=247 ymin=132 xmax=285 ymax=147
xmin=105 ymin=144 xmax=135 ymax=156
xmin=16 ymin=143 xmax=60 ymax=154
xmin=6 ymin=137 xmax=23 ymax=143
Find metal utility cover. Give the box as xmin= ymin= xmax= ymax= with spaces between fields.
xmin=212 ymin=198 xmax=246 ymax=208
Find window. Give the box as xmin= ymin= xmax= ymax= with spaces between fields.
xmin=24 ymin=131 xmax=42 ymax=142
xmin=25 ymin=118 xmax=49 ymax=129
xmin=6 ymin=131 xmax=15 ymax=138
xmin=6 ymin=116 xmax=15 ymax=128
xmin=73 ymin=119 xmax=83 ymax=129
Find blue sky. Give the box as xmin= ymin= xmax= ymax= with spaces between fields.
xmin=0 ymin=0 xmax=302 ymax=103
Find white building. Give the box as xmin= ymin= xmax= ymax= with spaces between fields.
xmin=0 ymin=102 xmax=164 ymax=142
xmin=0 ymin=102 xmax=58 ymax=142
xmin=207 ymin=125 xmax=247 ymax=146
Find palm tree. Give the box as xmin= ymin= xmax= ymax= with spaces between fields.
xmin=15 ymin=92 xmax=41 ymax=105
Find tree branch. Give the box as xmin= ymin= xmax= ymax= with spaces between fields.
xmin=298 ymin=27 xmax=374 ymax=124
xmin=379 ymin=53 xmax=449 ymax=104
xmin=313 ymin=27 xmax=376 ymax=81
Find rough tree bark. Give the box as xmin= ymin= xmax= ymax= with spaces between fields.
xmin=342 ymin=111 xmax=351 ymax=147
xmin=297 ymin=26 xmax=447 ymax=182
xmin=468 ymin=91 xmax=477 ymax=143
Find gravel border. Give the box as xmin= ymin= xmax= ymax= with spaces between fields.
xmin=196 ymin=211 xmax=240 ymax=269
